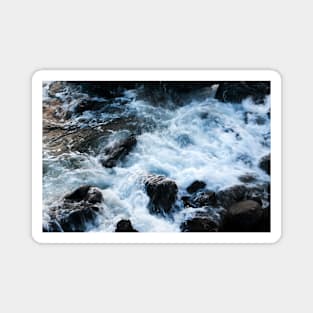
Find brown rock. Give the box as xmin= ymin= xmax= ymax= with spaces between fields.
xmin=144 ymin=175 xmax=178 ymax=215
xmin=224 ymin=200 xmax=263 ymax=232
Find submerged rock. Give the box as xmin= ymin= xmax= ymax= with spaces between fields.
xmin=100 ymin=135 xmax=137 ymax=168
xmin=115 ymin=220 xmax=138 ymax=232
xmin=186 ymin=180 xmax=206 ymax=194
xmin=144 ymin=175 xmax=178 ymax=215
xmin=223 ymin=200 xmax=264 ymax=232
xmin=259 ymin=154 xmax=270 ymax=175
xmin=45 ymin=186 xmax=103 ymax=232
xmin=215 ymin=81 xmax=270 ymax=103
xmin=238 ymin=174 xmax=257 ymax=183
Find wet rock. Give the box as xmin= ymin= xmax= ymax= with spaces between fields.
xmin=144 ymin=175 xmax=178 ymax=215
xmin=43 ymin=116 xmax=139 ymax=156
xmin=68 ymin=81 xmax=137 ymax=99
xmin=246 ymin=184 xmax=270 ymax=208
xmin=45 ymin=186 xmax=104 ymax=232
xmin=51 ymin=204 xmax=101 ymax=232
xmin=262 ymin=206 xmax=271 ymax=232
xmin=48 ymin=81 xmax=64 ymax=97
xmin=100 ymin=135 xmax=137 ymax=168
xmin=238 ymin=174 xmax=257 ymax=183
xmin=181 ymin=196 xmax=194 ymax=208
xmin=181 ymin=212 xmax=220 ymax=232
xmin=74 ymin=99 xmax=106 ymax=114
xmin=115 ymin=220 xmax=138 ymax=232
xmin=255 ymin=116 xmax=267 ymax=125
xmin=223 ymin=200 xmax=264 ymax=231
xmin=193 ymin=190 xmax=217 ymax=207
xmin=186 ymin=180 xmax=206 ymax=194
xmin=216 ymin=185 xmax=249 ymax=209
xmin=64 ymin=185 xmax=103 ymax=204
xmin=43 ymin=98 xmax=64 ymax=122
xmin=181 ymin=190 xmax=217 ymax=208
xmin=259 ymin=154 xmax=270 ymax=175
xmin=215 ymin=82 xmax=270 ymax=104
xmin=138 ymin=82 xmax=217 ymax=107
xmin=216 ymin=182 xmax=271 ymax=211
xmin=43 ymin=220 xmax=63 ymax=232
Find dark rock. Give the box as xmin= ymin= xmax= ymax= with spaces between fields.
xmin=216 ymin=183 xmax=270 ymax=210
xmin=87 ymin=187 xmax=104 ymax=204
xmin=181 ymin=190 xmax=217 ymax=208
xmin=186 ymin=180 xmax=206 ymax=194
xmin=181 ymin=196 xmax=193 ymax=208
xmin=192 ymin=190 xmax=217 ymax=207
xmin=262 ymin=206 xmax=271 ymax=232
xmin=74 ymin=99 xmax=106 ymax=114
xmin=43 ymin=220 xmax=62 ymax=232
xmin=238 ymin=174 xmax=257 ymax=183
xmin=181 ymin=212 xmax=220 ymax=232
xmin=246 ymin=184 xmax=270 ymax=207
xmin=100 ymin=135 xmax=137 ymax=168
xmin=223 ymin=200 xmax=264 ymax=231
xmin=259 ymin=154 xmax=270 ymax=175
xmin=43 ymin=114 xmax=139 ymax=156
xmin=255 ymin=116 xmax=267 ymax=125
xmin=216 ymin=185 xmax=249 ymax=209
xmin=215 ymin=81 xmax=270 ymax=104
xmin=64 ymin=185 xmax=103 ymax=204
xmin=68 ymin=81 xmax=137 ymax=99
xmin=46 ymin=186 xmax=104 ymax=232
xmin=138 ymin=82 xmax=217 ymax=107
xmin=144 ymin=175 xmax=178 ymax=215
xmin=115 ymin=220 xmax=138 ymax=232
xmin=55 ymin=205 xmax=101 ymax=232
xmin=64 ymin=185 xmax=91 ymax=201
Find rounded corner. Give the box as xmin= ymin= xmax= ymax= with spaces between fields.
xmin=31 ymin=69 xmax=45 ymax=83
xmin=269 ymin=231 xmax=282 ymax=244
xmin=267 ymin=69 xmax=282 ymax=83
xmin=31 ymin=230 xmax=44 ymax=244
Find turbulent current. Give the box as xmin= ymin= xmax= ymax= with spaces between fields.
xmin=42 ymin=82 xmax=271 ymax=232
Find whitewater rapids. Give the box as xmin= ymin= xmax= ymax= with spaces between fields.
xmin=42 ymin=83 xmax=270 ymax=232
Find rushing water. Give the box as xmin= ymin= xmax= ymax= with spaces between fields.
xmin=42 ymin=82 xmax=270 ymax=232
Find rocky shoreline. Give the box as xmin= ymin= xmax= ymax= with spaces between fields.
xmin=43 ymin=81 xmax=271 ymax=232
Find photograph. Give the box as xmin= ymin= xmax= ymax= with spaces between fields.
xmin=40 ymin=76 xmax=273 ymax=235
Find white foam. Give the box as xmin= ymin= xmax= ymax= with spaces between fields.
xmin=43 ymin=87 xmax=271 ymax=232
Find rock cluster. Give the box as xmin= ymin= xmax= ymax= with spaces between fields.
xmin=43 ymin=186 xmax=103 ymax=232
xmin=215 ymin=81 xmax=270 ymax=104
xmin=43 ymin=82 xmax=271 ymax=233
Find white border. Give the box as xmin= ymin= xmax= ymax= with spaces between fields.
xmin=32 ymin=70 xmax=282 ymax=244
